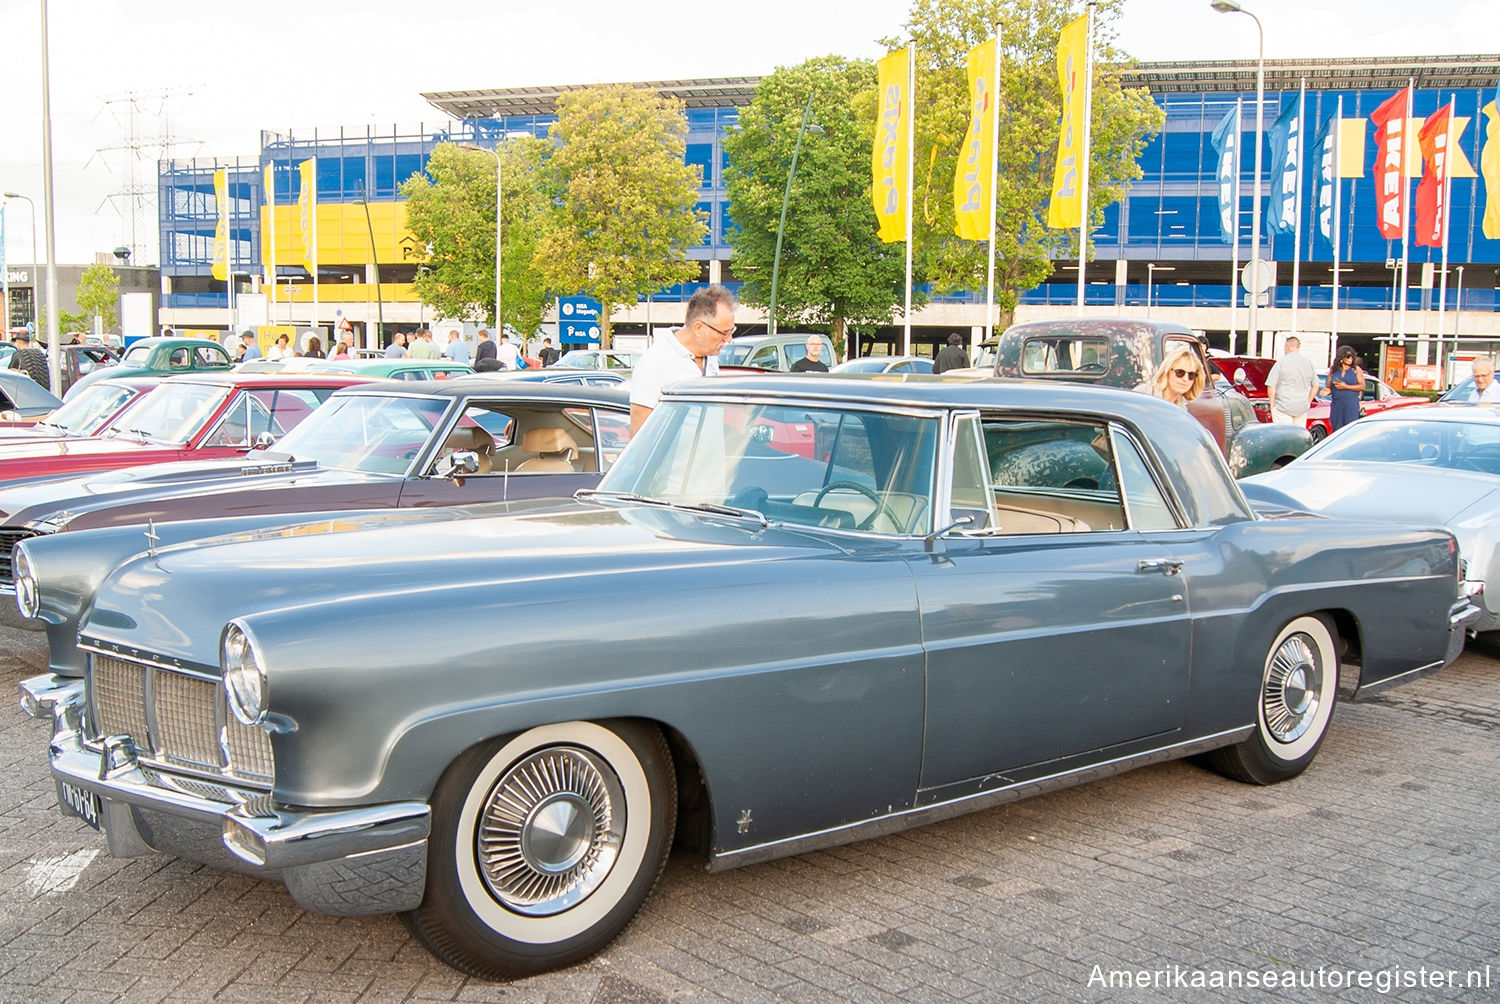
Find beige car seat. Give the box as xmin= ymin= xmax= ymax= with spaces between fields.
xmin=516 ymin=427 xmax=579 ymax=472
xmin=441 ymin=425 xmax=495 ymax=473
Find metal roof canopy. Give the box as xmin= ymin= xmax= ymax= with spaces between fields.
xmin=421 ymin=57 xmax=1499 ymax=120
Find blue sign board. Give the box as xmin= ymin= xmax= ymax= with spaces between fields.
xmin=558 ymin=295 xmax=602 ymax=345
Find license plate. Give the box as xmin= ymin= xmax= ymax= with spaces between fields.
xmin=58 ymin=779 xmax=101 ymax=831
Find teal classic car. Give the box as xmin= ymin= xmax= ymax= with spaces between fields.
xmin=17 ymin=376 xmax=1474 ymax=980
xmin=990 ymin=318 xmax=1310 ymax=477
xmin=65 ymin=336 xmax=232 ymax=401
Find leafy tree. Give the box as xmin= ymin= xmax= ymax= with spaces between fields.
xmin=401 ymin=139 xmax=552 ymax=334
xmin=75 ymin=263 xmax=120 ymax=332
xmin=894 ymin=0 xmax=1163 ymax=325
xmin=533 ymin=84 xmax=706 ymax=349
xmin=724 ymin=56 xmax=911 ymax=351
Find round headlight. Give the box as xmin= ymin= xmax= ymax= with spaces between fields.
xmin=13 ymin=543 xmax=39 ymax=621
xmin=221 ymin=622 xmax=268 ymax=726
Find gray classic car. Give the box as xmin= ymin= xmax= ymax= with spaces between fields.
xmin=989 ymin=317 xmax=1311 ymax=477
xmin=18 ymin=376 xmax=1476 ymax=981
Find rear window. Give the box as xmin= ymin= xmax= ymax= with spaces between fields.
xmin=1020 ymin=335 xmax=1110 ymax=375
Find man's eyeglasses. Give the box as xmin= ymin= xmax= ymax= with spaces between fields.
xmin=700 ymin=319 xmax=737 ymax=339
xmin=1171 ymin=368 xmax=1198 ymax=380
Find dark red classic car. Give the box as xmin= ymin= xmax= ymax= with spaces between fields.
xmin=0 ymin=372 xmax=366 ymax=485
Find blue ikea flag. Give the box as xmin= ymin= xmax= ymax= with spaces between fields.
xmin=1209 ymin=103 xmax=1240 ymax=243
xmin=1313 ymin=109 xmax=1336 ymax=243
xmin=1265 ymin=96 xmax=1302 ymax=237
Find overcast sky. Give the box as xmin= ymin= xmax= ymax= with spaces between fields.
xmin=1 ymin=0 xmax=1493 ymax=265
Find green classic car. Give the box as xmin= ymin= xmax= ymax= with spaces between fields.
xmin=64 ymin=336 xmax=233 ymax=402
xmin=990 ymin=318 xmax=1310 ymax=477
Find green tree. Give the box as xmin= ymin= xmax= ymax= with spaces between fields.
xmin=894 ymin=0 xmax=1163 ymax=324
xmin=75 ymin=263 xmax=120 ymax=332
xmin=534 ymin=84 xmax=706 ymax=350
xmin=401 ymin=138 xmax=552 ymax=334
xmin=724 ymin=56 xmax=911 ymax=350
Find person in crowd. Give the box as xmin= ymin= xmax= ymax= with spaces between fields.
xmin=934 ymin=332 xmax=970 ymax=373
xmin=1140 ymin=344 xmax=1204 ymax=406
xmin=630 ymin=284 xmax=734 ymax=433
xmin=790 ymin=334 xmax=829 ymax=372
xmin=1328 ymin=346 xmax=1365 ymax=431
xmin=385 ymin=332 xmax=408 ymax=358
xmin=302 ymin=335 xmax=325 ymax=359
xmin=1469 ymin=358 xmax=1500 ymax=403
xmin=237 ymin=332 xmax=262 ymax=362
xmin=496 ymin=332 xmax=522 ymax=370
xmin=329 ymin=338 xmax=353 ymax=361
xmin=409 ymin=329 xmax=438 ymax=359
xmin=1265 ymin=335 xmax=1318 ymax=425
xmin=443 ymin=329 xmax=470 ymax=364
xmin=539 ymin=337 xmax=560 ymax=367
xmin=266 ymin=333 xmax=292 ymax=361
xmin=474 ymin=329 xmax=497 ymax=366
xmin=8 ymin=333 xmax=50 ymax=386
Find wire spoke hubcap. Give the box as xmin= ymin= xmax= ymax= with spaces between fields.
xmin=476 ymin=746 xmax=625 ymax=916
xmin=1263 ymin=633 xmax=1322 ymax=744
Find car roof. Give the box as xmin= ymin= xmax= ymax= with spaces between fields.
xmin=330 ymin=375 xmax=630 ymax=406
xmin=157 ymin=371 xmax=373 ymax=389
xmin=124 ymin=336 xmax=229 ymax=351
xmin=1359 ymin=404 xmax=1499 ymax=424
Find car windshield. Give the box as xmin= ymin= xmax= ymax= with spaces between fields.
xmin=1439 ymin=377 xmax=1474 ymax=403
xmin=835 ymin=358 xmax=896 ymax=373
xmin=598 ymin=400 xmax=940 ymax=534
xmin=35 ymin=382 xmax=138 ymax=434
xmin=102 ymin=382 xmax=230 ymax=444
xmin=717 ymin=342 xmax=758 ymax=366
xmin=265 ymin=393 xmax=451 ymax=474
xmin=121 ymin=344 xmax=155 ymax=364
xmin=1306 ymin=418 xmax=1500 ymax=475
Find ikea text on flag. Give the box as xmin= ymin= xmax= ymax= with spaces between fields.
xmin=871 ymin=48 xmax=911 ymax=243
xmin=1315 ymin=112 xmax=1336 ymax=242
xmin=297 ymin=159 xmax=317 ymax=273
xmin=1369 ymin=91 xmax=1408 ymax=240
xmin=211 ymin=168 xmax=228 ymax=282
xmin=1415 ymin=102 xmax=1453 ymax=248
xmin=1483 ymin=83 xmax=1500 ymax=240
xmin=1265 ymin=97 xmax=1301 ymax=236
xmin=954 ymin=38 xmax=998 ymax=240
xmin=1210 ymin=104 xmax=1239 ymax=243
xmin=1047 ymin=14 xmax=1088 ymax=230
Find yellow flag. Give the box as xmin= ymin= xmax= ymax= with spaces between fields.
xmin=953 ymin=38 xmax=999 ymax=240
xmin=210 ymin=168 xmax=228 ymax=281
xmin=1047 ymin=14 xmax=1088 ymax=229
xmin=1482 ymin=98 xmax=1500 ymax=240
xmin=297 ymin=158 xmax=317 ymax=273
xmin=871 ymin=48 xmax=911 ymax=243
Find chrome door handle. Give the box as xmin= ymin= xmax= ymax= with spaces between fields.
xmin=1137 ymin=558 xmax=1183 ymax=576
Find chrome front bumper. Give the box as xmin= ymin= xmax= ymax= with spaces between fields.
xmin=18 ymin=673 xmax=430 ymax=917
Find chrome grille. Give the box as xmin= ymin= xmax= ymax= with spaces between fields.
xmin=0 ymin=527 xmax=43 ymax=587
xmin=87 ymin=651 xmax=273 ymax=788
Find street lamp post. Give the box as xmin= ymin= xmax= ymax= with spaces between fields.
xmin=1211 ymin=0 xmax=1265 ymax=356
xmin=768 ymin=92 xmax=823 ymax=337
xmin=3 ymin=192 xmax=40 ymax=339
xmin=1145 ymin=263 xmax=1174 ymax=317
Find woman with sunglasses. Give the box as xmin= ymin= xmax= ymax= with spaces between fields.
xmin=1142 ymin=345 xmax=1205 ymax=406
xmin=1328 ymin=347 xmax=1364 ymax=432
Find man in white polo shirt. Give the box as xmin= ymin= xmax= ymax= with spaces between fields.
xmin=629 ymin=284 xmax=736 ymax=434
xmin=1266 ymin=335 xmax=1318 ymax=425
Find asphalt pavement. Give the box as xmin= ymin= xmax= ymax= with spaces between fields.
xmin=1 ymin=624 xmax=1496 ymax=1003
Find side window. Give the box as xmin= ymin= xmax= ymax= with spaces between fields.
xmin=202 ymin=393 xmax=267 ymax=447
xmin=195 ymin=347 xmax=228 ymax=367
xmin=169 ymin=349 xmax=190 ymax=368
xmin=1111 ymin=430 xmax=1181 ymax=531
xmin=595 ymin=411 xmax=631 ymax=471
xmin=949 ymin=413 xmax=997 ymax=531
xmin=747 ymin=345 xmax=780 ymax=369
xmin=259 ymin=388 xmax=328 ymax=437
xmin=982 ymin=417 xmax=1125 ymax=533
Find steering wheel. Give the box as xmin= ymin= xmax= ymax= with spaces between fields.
xmin=813 ymin=480 xmax=894 ymax=532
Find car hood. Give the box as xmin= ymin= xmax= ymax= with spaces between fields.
xmin=82 ymin=502 xmax=870 ymax=664
xmin=0 ymin=456 xmax=352 ymax=524
xmin=1242 ymin=461 xmax=1500 ymax=526
xmin=0 ymin=434 xmax=172 ymax=462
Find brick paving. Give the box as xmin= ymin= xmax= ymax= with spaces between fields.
xmin=1 ymin=624 xmax=1496 ymax=1002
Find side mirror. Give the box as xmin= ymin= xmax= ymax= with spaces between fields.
xmin=1233 ymin=367 xmax=1248 ymax=386
xmin=749 ymin=424 xmax=775 ymax=443
xmin=439 ymin=450 xmax=480 ymax=479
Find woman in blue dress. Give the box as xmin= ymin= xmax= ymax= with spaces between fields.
xmin=1328 ymin=347 xmax=1364 ymax=432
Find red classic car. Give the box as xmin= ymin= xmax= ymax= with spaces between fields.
xmin=1306 ymin=371 xmax=1428 ymax=442
xmin=1209 ymin=355 xmax=1278 ymax=422
xmin=0 ymin=376 xmax=160 ymax=442
xmin=0 ymin=372 xmax=366 ymax=485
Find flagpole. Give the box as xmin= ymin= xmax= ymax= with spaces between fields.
xmin=1075 ymin=3 xmax=1095 ymax=314
xmin=1435 ymin=93 xmax=1456 ymax=367
xmin=1398 ymin=79 xmax=1412 ymax=348
xmin=311 ymin=155 xmax=319 ymax=334
xmin=984 ymin=26 xmax=1002 ymax=342
xmin=266 ymin=164 xmax=277 ymax=327
xmin=1229 ymin=98 xmax=1241 ymax=356
xmin=902 ymin=44 xmax=914 ymax=355
xmin=1331 ymin=95 xmax=1342 ymax=351
xmin=229 ymin=167 xmax=237 ymax=339
xmin=1289 ymin=78 xmax=1305 ymax=338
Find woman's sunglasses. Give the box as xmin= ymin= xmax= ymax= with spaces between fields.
xmin=1171 ymin=368 xmax=1198 ymax=380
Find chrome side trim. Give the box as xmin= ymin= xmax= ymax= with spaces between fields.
xmin=709 ymin=727 xmax=1254 ymax=872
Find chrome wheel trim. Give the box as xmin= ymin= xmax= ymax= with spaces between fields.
xmin=1262 ymin=633 xmax=1320 ymax=744
xmin=454 ymin=722 xmax=653 ymax=944
xmin=1257 ymin=617 xmax=1337 ymax=763
xmin=476 ymin=746 xmax=625 ymax=916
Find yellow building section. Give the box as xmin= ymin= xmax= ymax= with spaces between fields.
xmin=260 ymin=201 xmax=425 ymax=303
